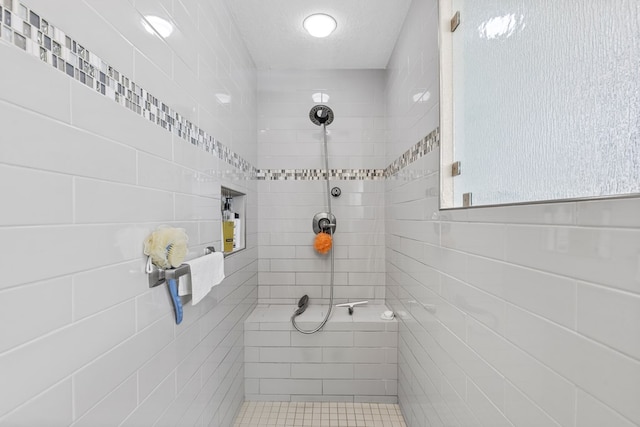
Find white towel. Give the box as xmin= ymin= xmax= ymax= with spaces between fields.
xmin=178 ymin=252 xmax=225 ymax=305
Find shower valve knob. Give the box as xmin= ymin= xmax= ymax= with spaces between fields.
xmin=331 ymin=187 xmax=341 ymax=197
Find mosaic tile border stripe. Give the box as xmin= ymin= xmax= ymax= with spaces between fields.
xmin=384 ymin=128 xmax=440 ymax=178
xmin=257 ymin=129 xmax=439 ymax=181
xmin=257 ymin=168 xmax=385 ymax=181
xmin=1 ymin=0 xmax=437 ymax=182
xmin=0 ymin=0 xmax=256 ymax=176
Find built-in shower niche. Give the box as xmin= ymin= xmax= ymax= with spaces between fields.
xmin=221 ymin=186 xmax=246 ymax=255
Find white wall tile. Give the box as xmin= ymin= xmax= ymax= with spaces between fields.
xmin=0 ymin=301 xmax=135 ymax=417
xmin=132 ymin=51 xmax=198 ymax=124
xmin=70 ymin=83 xmax=173 ymax=160
xmin=466 ymin=381 xmax=512 ymax=427
xmin=1 ymin=225 xmax=144 ymax=288
xmin=90 ymin=0 xmax=173 ymax=75
xmin=0 ymin=277 xmax=72 ymax=353
xmin=577 ymin=282 xmax=640 ymax=360
xmin=576 ymin=389 xmax=637 ymax=427
xmin=0 ymin=43 xmax=71 ymax=122
xmin=504 ymin=382 xmax=561 ymax=427
xmin=505 ymin=305 xmax=640 ymax=424
xmin=441 ymin=275 xmax=506 ymax=334
xmin=16 ymin=0 xmax=136 ymax=76
xmin=576 ymin=198 xmax=640 ymax=228
xmin=245 ymin=363 xmax=291 ymax=379
xmin=290 ymin=363 xmax=354 ymax=379
xmin=291 ymin=331 xmax=354 ymax=347
xmin=259 ymin=347 xmax=322 ymax=363
xmin=0 ymin=102 xmax=138 ymax=185
xmin=0 ymin=380 xmax=72 ymax=427
xmin=71 ymin=375 xmax=138 ymax=427
xmin=244 ymin=331 xmax=290 ymax=347
xmin=152 ymin=373 xmax=200 ymax=427
xmin=75 ymin=178 xmax=174 ymax=223
xmin=135 ymin=285 xmax=173 ymax=331
xmin=259 ymin=379 xmax=322 ymax=395
xmin=120 ymin=374 xmax=175 ymax=427
xmin=0 ymin=164 xmax=73 ymax=226
xmin=466 ymin=318 xmax=575 ymax=427
xmin=72 ymin=261 xmax=148 ymax=321
xmin=323 ymin=380 xmax=387 ymax=396
xmin=506 ymin=225 xmax=640 ymax=294
xmin=73 ymin=315 xmax=174 ymax=418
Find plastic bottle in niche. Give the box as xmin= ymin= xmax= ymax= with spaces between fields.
xmin=233 ymin=212 xmax=241 ymax=250
xmin=222 ymin=197 xmax=235 ymax=252
xmin=222 ymin=197 xmax=234 ymax=221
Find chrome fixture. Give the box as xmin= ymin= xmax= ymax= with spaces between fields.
xmin=312 ymin=212 xmax=337 ymax=234
xmin=292 ymin=105 xmax=337 ymax=334
xmin=309 ymin=104 xmax=334 ymax=126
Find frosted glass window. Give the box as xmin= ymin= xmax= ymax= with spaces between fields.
xmin=440 ymin=0 xmax=640 ymax=207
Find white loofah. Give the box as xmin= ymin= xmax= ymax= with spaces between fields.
xmin=144 ymin=226 xmax=188 ymax=269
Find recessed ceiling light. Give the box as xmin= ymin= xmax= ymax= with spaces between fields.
xmin=303 ymin=14 xmax=337 ymax=38
xmin=142 ymin=16 xmax=174 ymax=38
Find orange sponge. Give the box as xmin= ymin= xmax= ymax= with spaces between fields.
xmin=314 ymin=232 xmax=332 ymax=254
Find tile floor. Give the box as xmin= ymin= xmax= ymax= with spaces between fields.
xmin=233 ymin=401 xmax=407 ymax=427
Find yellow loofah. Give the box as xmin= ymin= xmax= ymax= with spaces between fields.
xmin=144 ymin=226 xmax=188 ymax=269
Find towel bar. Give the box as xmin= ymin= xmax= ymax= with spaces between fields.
xmin=146 ymin=245 xmax=217 ymax=288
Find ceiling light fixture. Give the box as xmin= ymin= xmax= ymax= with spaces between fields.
xmin=142 ymin=15 xmax=174 ymax=38
xmin=303 ymin=13 xmax=337 ymax=38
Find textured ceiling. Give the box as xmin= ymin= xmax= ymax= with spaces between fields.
xmin=223 ymin=0 xmax=413 ymax=70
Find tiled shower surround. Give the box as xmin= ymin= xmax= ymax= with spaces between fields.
xmin=0 ymin=1 xmax=639 ymax=427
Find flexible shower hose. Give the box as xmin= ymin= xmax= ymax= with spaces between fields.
xmin=291 ymin=122 xmax=335 ymax=334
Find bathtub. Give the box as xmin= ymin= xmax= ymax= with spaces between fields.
xmin=244 ymin=304 xmax=398 ymax=403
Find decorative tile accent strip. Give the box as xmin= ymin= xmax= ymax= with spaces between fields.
xmin=0 ymin=0 xmax=256 ymax=176
xmin=257 ymin=168 xmax=385 ymax=181
xmin=257 ymin=129 xmax=439 ymax=181
xmin=384 ymin=128 xmax=440 ymax=178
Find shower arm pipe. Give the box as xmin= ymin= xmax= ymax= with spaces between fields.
xmin=323 ymin=123 xmax=332 ymax=214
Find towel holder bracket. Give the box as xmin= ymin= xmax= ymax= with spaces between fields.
xmin=146 ymin=262 xmax=192 ymax=289
xmin=146 ymin=246 xmax=215 ymax=288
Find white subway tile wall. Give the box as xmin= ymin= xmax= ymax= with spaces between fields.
xmin=257 ymin=179 xmax=386 ymax=305
xmin=256 ymin=70 xmax=389 ymax=305
xmin=386 ymin=1 xmax=640 ymax=427
xmin=0 ymin=1 xmax=257 ymax=427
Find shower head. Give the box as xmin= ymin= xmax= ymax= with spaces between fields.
xmin=309 ymin=105 xmax=334 ymax=126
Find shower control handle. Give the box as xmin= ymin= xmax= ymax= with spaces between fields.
xmin=312 ymin=212 xmax=337 ymax=234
